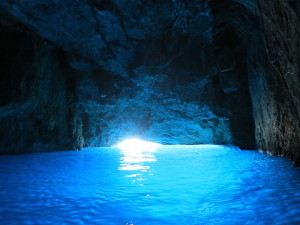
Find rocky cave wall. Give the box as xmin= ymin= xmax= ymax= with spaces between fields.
xmin=0 ymin=0 xmax=299 ymax=162
xmin=0 ymin=22 xmax=83 ymax=153
xmin=208 ymin=0 xmax=300 ymax=163
xmin=252 ymin=0 xmax=300 ymax=163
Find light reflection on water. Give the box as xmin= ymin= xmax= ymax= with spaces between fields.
xmin=0 ymin=145 xmax=300 ymax=225
xmin=117 ymin=138 xmax=160 ymax=186
xmin=119 ymin=149 xmax=156 ymax=171
xmin=118 ymin=139 xmax=159 ymax=185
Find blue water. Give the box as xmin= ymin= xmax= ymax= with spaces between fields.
xmin=1 ymin=145 xmax=300 ymax=225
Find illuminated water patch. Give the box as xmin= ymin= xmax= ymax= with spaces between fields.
xmin=116 ymin=138 xmax=162 ymax=173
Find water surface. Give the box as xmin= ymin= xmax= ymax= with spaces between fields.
xmin=0 ymin=145 xmax=300 ymax=224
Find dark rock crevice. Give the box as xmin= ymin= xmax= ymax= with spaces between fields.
xmin=210 ymin=0 xmax=257 ymax=149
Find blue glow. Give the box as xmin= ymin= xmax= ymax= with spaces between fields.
xmin=0 ymin=145 xmax=300 ymax=224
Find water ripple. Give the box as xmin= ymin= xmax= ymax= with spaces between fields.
xmin=0 ymin=145 xmax=300 ymax=224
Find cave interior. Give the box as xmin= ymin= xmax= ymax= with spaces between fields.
xmin=0 ymin=0 xmax=299 ymax=164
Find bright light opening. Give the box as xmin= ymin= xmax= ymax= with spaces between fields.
xmin=116 ymin=138 xmax=162 ymax=152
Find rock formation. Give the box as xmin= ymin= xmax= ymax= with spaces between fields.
xmin=253 ymin=0 xmax=300 ymax=164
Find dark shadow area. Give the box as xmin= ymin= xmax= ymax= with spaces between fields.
xmin=0 ymin=25 xmax=34 ymax=106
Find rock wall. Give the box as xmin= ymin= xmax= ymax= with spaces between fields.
xmin=0 ymin=24 xmax=83 ymax=153
xmin=251 ymin=0 xmax=300 ymax=163
xmin=210 ymin=0 xmax=300 ymax=162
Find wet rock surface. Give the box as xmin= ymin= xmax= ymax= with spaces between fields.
xmin=0 ymin=0 xmax=298 ymax=161
xmin=252 ymin=0 xmax=300 ymax=163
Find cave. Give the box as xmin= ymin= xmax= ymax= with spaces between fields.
xmin=0 ymin=0 xmax=300 ymax=224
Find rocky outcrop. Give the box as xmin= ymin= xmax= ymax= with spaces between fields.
xmin=80 ymin=66 xmax=233 ymax=146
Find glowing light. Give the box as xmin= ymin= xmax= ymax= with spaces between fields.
xmin=116 ymin=138 xmax=162 ymax=152
xmin=117 ymin=138 xmax=162 ymax=173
